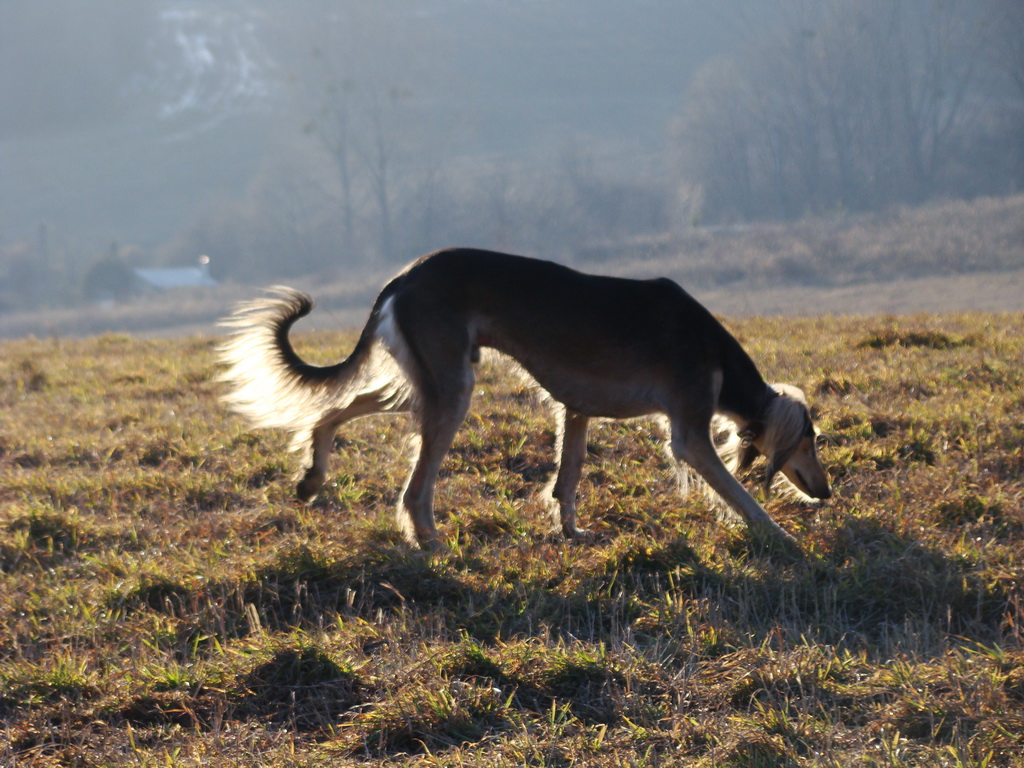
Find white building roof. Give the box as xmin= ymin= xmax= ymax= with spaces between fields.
xmin=134 ymin=264 xmax=218 ymax=290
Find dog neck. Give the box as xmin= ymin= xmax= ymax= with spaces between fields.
xmin=726 ymin=390 xmax=774 ymax=435
xmin=715 ymin=333 xmax=777 ymax=429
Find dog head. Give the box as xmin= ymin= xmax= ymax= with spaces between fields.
xmin=738 ymin=385 xmax=831 ymax=500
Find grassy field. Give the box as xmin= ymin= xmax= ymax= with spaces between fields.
xmin=1 ymin=313 xmax=1023 ymax=766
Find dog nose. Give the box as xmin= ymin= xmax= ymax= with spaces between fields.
xmin=818 ymin=486 xmax=832 ymax=500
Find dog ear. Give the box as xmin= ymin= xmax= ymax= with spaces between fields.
xmin=760 ymin=390 xmax=810 ymax=495
xmin=737 ymin=425 xmax=761 ymax=470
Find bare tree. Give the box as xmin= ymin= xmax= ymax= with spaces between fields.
xmin=992 ymin=0 xmax=1024 ymax=101
xmin=675 ymin=0 xmax=1004 ymax=220
xmin=309 ymin=69 xmax=358 ymax=258
xmin=674 ymin=58 xmax=759 ymax=220
xmin=284 ymin=3 xmax=455 ymax=264
xmin=986 ymin=0 xmax=1024 ymax=191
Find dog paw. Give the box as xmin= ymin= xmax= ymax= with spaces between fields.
xmin=562 ymin=525 xmax=596 ymax=542
xmin=416 ymin=536 xmax=450 ymax=555
xmin=296 ymin=470 xmax=324 ymax=502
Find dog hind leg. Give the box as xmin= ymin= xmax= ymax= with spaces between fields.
xmin=388 ymin=299 xmax=477 ymax=549
xmin=399 ymin=377 xmax=473 ymax=549
xmin=545 ymin=408 xmax=593 ymax=539
xmin=297 ymin=387 xmax=409 ymax=501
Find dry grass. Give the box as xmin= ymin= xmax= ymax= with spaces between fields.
xmin=614 ymin=194 xmax=1024 ymax=290
xmin=1 ymin=312 xmax=1023 ymax=766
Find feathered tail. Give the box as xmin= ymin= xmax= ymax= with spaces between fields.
xmin=217 ymin=287 xmax=380 ymax=447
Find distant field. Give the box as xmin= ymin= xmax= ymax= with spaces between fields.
xmin=1 ymin=312 xmax=1022 ymax=766
xmin=1 ymin=194 xmax=1021 ymax=339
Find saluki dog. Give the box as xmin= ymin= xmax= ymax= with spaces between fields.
xmin=219 ymin=248 xmax=831 ymax=550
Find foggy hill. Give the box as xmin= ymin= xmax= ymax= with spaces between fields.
xmin=1 ymin=0 xmax=1020 ymax=326
xmin=0 ymin=0 xmax=723 ymax=249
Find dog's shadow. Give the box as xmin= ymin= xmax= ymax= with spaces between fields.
xmin=116 ymin=505 xmax=1005 ymax=658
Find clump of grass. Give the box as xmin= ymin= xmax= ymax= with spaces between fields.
xmin=116 ymin=691 xmax=213 ymax=730
xmin=437 ymin=638 xmax=507 ymax=684
xmin=720 ymin=732 xmax=796 ymax=768
xmin=0 ymin=655 xmax=100 ymax=709
xmin=601 ymin=536 xmax=699 ymax=576
xmin=2 ymin=509 xmax=87 ymax=568
xmin=857 ymin=328 xmax=971 ymax=350
xmin=12 ymin=359 xmax=49 ymax=393
xmin=334 ymin=677 xmax=512 ymax=756
xmin=234 ymin=644 xmax=364 ymax=732
xmin=933 ymin=490 xmax=1023 ymax=540
xmin=496 ymin=645 xmax=630 ymax=726
xmin=113 ymin=574 xmax=195 ymax=614
xmin=816 ymin=375 xmax=854 ymax=396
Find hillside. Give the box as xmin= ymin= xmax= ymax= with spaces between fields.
xmin=1 ymin=313 xmax=1022 ymax=765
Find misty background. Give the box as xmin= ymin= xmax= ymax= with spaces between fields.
xmin=1 ymin=0 xmax=1022 ymax=329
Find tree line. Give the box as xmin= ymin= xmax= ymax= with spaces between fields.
xmin=675 ymin=0 xmax=1024 ymax=221
xmin=180 ymin=0 xmax=1024 ymax=283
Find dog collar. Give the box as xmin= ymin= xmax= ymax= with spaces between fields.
xmin=738 ymin=423 xmax=763 ymax=447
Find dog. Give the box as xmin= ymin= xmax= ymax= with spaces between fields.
xmin=219 ymin=248 xmax=831 ymax=550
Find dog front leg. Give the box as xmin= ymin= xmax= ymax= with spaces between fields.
xmin=545 ymin=409 xmax=592 ymax=540
xmin=671 ymin=427 xmax=799 ymax=548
